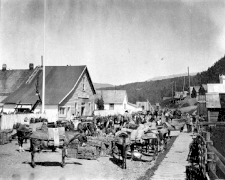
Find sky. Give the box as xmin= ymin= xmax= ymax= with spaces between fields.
xmin=0 ymin=0 xmax=225 ymax=85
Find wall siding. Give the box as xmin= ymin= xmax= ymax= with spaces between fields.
xmin=61 ymin=72 xmax=95 ymax=117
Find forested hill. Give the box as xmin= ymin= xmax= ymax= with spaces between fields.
xmin=99 ymin=55 xmax=225 ymax=104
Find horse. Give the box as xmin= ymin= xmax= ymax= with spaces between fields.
xmin=15 ymin=118 xmax=49 ymax=152
xmin=30 ymin=131 xmax=87 ymax=168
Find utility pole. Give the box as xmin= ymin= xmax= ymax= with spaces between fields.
xmin=174 ymin=81 xmax=176 ymax=96
xmin=183 ymin=76 xmax=185 ymax=93
xmin=188 ymin=67 xmax=190 ymax=98
xmin=171 ymin=82 xmax=173 ymax=99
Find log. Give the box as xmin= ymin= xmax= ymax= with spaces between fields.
xmin=208 ymin=144 xmax=225 ymax=165
xmin=215 ymin=154 xmax=225 ymax=176
xmin=200 ymin=122 xmax=225 ymax=126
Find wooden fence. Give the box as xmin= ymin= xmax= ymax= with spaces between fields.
xmin=0 ymin=113 xmax=57 ymax=130
xmin=196 ymin=122 xmax=225 ymax=180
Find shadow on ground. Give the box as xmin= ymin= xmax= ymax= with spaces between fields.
xmin=22 ymin=161 xmax=82 ymax=167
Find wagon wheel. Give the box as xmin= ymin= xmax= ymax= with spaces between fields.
xmin=122 ymin=145 xmax=127 ymax=169
xmin=153 ymin=138 xmax=159 ymax=160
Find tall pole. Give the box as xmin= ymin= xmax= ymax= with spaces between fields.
xmin=174 ymin=81 xmax=176 ymax=94
xmin=183 ymin=76 xmax=185 ymax=93
xmin=172 ymin=82 xmax=173 ymax=99
xmin=42 ymin=0 xmax=46 ymax=113
xmin=188 ymin=67 xmax=190 ymax=98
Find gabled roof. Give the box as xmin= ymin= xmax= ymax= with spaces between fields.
xmin=3 ymin=66 xmax=95 ymax=105
xmin=96 ymin=90 xmax=127 ymax=104
xmin=127 ymin=102 xmax=139 ymax=108
xmin=0 ymin=69 xmax=34 ymax=95
xmin=202 ymin=84 xmax=207 ymax=91
xmin=190 ymin=85 xmax=207 ymax=93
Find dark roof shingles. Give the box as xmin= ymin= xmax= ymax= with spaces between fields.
xmin=0 ymin=70 xmax=34 ymax=94
xmin=3 ymin=66 xmax=86 ymax=105
xmin=96 ymin=90 xmax=126 ymax=104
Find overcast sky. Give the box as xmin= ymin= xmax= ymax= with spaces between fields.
xmin=1 ymin=0 xmax=225 ymax=85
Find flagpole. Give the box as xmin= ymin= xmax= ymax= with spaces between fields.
xmin=42 ymin=0 xmax=46 ymax=113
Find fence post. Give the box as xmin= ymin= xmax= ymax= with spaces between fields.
xmin=206 ymin=132 xmax=217 ymax=175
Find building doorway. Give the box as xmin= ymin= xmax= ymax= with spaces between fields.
xmin=81 ymin=102 xmax=85 ymax=116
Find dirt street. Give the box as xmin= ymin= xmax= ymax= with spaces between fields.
xmin=0 ymin=140 xmax=155 ymax=180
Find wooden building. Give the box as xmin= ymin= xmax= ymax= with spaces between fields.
xmin=206 ymin=75 xmax=225 ymax=122
xmin=2 ymin=66 xmax=96 ymax=121
xmin=0 ymin=63 xmax=35 ymax=112
xmin=95 ymin=90 xmax=128 ymax=111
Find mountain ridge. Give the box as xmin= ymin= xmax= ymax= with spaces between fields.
xmin=147 ymin=72 xmax=197 ymax=81
xmin=99 ymin=55 xmax=225 ymax=104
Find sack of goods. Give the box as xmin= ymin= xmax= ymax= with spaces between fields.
xmin=76 ymin=145 xmax=98 ymax=160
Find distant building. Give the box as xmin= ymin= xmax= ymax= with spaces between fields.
xmin=206 ymin=75 xmax=225 ymax=122
xmin=95 ymin=90 xmax=128 ymax=111
xmin=190 ymin=85 xmax=207 ymax=97
xmin=136 ymin=101 xmax=154 ymax=112
xmin=127 ymin=102 xmax=142 ymax=112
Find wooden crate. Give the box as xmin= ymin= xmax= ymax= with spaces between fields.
xmin=67 ymin=148 xmax=77 ymax=158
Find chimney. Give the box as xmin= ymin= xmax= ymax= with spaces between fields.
xmin=2 ymin=64 xmax=6 ymax=71
xmin=29 ymin=63 xmax=34 ymax=70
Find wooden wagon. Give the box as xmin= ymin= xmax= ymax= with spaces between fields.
xmin=129 ymin=129 xmax=160 ymax=161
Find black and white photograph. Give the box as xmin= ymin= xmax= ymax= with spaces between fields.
xmin=0 ymin=0 xmax=225 ymax=179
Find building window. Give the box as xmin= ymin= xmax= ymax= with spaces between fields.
xmin=59 ymin=107 xmax=66 ymax=117
xmin=81 ymin=102 xmax=85 ymax=116
xmin=109 ymin=103 xmax=114 ymax=110
xmin=82 ymin=77 xmax=85 ymax=91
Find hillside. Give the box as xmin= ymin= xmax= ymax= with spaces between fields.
xmin=148 ymin=72 xmax=197 ymax=81
xmin=100 ymin=55 xmax=225 ymax=104
xmin=93 ymin=83 xmax=114 ymax=89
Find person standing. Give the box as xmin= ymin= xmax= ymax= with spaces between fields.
xmin=186 ymin=113 xmax=192 ymax=133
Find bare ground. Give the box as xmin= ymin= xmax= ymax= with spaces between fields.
xmin=0 ymin=140 xmax=158 ymax=180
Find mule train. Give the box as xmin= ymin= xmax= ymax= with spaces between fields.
xmin=13 ymin=112 xmax=173 ymax=169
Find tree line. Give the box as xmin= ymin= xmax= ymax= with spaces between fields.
xmin=98 ymin=55 xmax=225 ymax=104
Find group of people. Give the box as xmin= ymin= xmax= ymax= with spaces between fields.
xmin=185 ymin=113 xmax=206 ymax=133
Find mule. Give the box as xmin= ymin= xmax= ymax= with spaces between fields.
xmin=112 ymin=132 xmax=130 ymax=169
xmin=77 ymin=122 xmax=96 ymax=136
xmin=30 ymin=131 xmax=87 ymax=168
xmin=16 ymin=124 xmax=33 ymax=152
